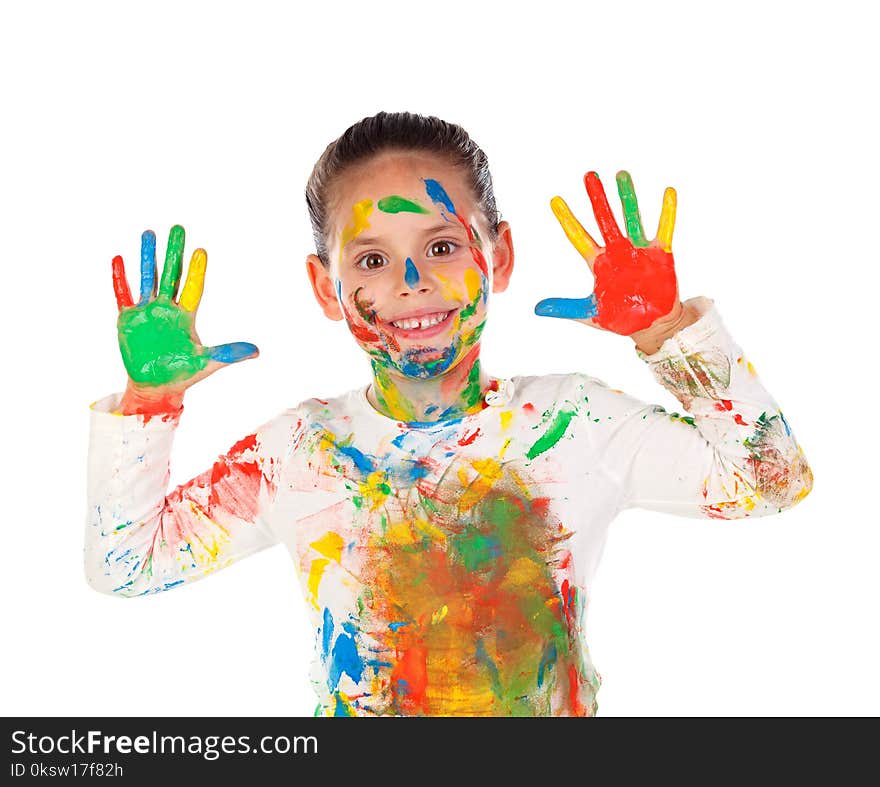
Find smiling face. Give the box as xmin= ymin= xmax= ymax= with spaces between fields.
xmin=307 ymin=150 xmax=513 ymax=382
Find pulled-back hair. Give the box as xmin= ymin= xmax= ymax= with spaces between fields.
xmin=305 ymin=111 xmax=501 ymax=266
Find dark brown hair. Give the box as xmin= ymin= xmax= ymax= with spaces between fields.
xmin=305 ymin=111 xmax=501 ymax=267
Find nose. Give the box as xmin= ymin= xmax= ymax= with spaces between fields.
xmin=398 ymin=257 xmax=432 ymax=296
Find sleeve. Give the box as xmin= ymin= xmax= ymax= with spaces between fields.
xmin=84 ymin=392 xmax=306 ymax=597
xmin=580 ymin=295 xmax=814 ymax=519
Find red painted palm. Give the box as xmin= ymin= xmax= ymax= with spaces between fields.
xmin=535 ymin=171 xmax=680 ymax=336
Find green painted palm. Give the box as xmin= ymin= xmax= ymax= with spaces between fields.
xmin=112 ymin=225 xmax=258 ymax=387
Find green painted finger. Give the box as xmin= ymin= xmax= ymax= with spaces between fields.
xmin=158 ymin=225 xmax=186 ymax=299
xmin=615 ymin=171 xmax=649 ymax=248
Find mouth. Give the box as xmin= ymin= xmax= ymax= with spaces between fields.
xmin=382 ymin=308 xmax=459 ymax=339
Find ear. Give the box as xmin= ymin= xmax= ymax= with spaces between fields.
xmin=306 ymin=254 xmax=344 ymax=321
xmin=490 ymin=220 xmax=515 ymax=293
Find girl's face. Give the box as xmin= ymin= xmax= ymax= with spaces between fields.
xmin=311 ymin=151 xmax=512 ymax=380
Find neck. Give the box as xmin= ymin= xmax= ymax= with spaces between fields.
xmin=366 ymin=344 xmax=496 ymax=424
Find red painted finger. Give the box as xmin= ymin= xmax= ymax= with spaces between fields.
xmin=112 ymin=255 xmax=134 ymax=311
xmin=583 ymin=171 xmax=623 ymax=245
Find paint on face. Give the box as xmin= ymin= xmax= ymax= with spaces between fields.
xmin=404 ymin=257 xmax=420 ymax=288
xmin=338 ymin=198 xmax=374 ymax=266
xmin=377 ymin=195 xmax=430 ymax=215
xmin=332 ymin=176 xmax=494 ymax=420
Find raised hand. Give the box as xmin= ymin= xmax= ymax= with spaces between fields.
xmin=535 ymin=171 xmax=680 ymax=337
xmin=112 ymin=225 xmax=258 ymax=395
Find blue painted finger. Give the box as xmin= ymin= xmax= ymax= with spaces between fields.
xmin=534 ymin=293 xmax=599 ymax=320
xmin=138 ymin=230 xmax=157 ymax=305
xmin=206 ymin=342 xmax=260 ymax=363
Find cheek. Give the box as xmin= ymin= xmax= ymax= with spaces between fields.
xmin=334 ymin=277 xmax=404 ymax=352
xmin=433 ymin=255 xmax=489 ymax=306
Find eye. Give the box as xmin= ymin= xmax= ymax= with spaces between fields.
xmin=355 ymin=252 xmax=388 ymax=272
xmin=427 ymin=240 xmax=458 ymax=258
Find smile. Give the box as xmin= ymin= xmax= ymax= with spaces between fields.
xmin=385 ymin=309 xmax=458 ymax=338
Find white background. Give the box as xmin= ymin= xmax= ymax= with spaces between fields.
xmin=1 ymin=0 xmax=877 ymax=716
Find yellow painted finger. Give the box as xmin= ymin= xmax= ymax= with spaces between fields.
xmin=179 ymin=248 xmax=207 ymax=312
xmin=550 ymin=195 xmax=599 ymax=264
xmin=656 ymin=187 xmax=677 ymax=252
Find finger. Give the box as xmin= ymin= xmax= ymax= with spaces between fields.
xmin=158 ymin=225 xmax=186 ymax=300
xmin=179 ymin=248 xmax=207 ymax=312
xmin=656 ymin=186 xmax=677 ymax=252
xmin=550 ymin=196 xmax=599 ymax=265
xmin=111 ymin=255 xmax=134 ymax=311
xmin=616 ymin=171 xmax=649 ymax=248
xmin=534 ymin=293 xmax=599 ymax=320
xmin=584 ymin=171 xmax=624 ymax=245
xmin=138 ymin=230 xmax=157 ymax=305
xmin=205 ymin=342 xmax=260 ymax=364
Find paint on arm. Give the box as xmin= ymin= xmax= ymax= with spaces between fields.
xmin=85 ymin=397 xmax=305 ymax=596
xmin=579 ymin=297 xmax=813 ymax=519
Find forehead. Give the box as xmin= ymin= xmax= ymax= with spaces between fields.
xmin=328 ymin=151 xmax=479 ymax=237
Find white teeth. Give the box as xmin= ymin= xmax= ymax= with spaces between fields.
xmin=391 ymin=310 xmax=451 ymax=330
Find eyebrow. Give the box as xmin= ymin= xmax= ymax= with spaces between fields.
xmin=344 ymin=222 xmax=466 ymax=252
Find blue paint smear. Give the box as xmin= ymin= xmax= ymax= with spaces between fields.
xmin=208 ymin=342 xmax=258 ymax=363
xmin=423 ymin=178 xmax=456 ymax=215
xmin=391 ymin=433 xmax=408 ymax=449
xmin=333 ymin=691 xmax=356 ymax=716
xmin=138 ymin=230 xmax=156 ymax=305
xmin=328 ymin=630 xmax=364 ymax=691
xmin=336 ymin=443 xmax=375 ymax=474
xmin=322 ymin=607 xmax=334 ymax=661
xmin=779 ymin=410 xmax=791 ymax=436
xmin=404 ymin=257 xmax=420 ymax=288
xmin=537 ymin=642 xmax=557 ymax=688
xmin=475 ymin=638 xmax=502 ymax=696
xmin=335 ymin=278 xmax=342 ymax=304
xmin=534 ymin=292 xmax=599 ymax=320
xmin=388 ymin=621 xmax=409 ymax=632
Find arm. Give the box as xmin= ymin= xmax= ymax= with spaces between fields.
xmin=535 ymin=170 xmax=813 ymax=518
xmin=582 ymin=296 xmax=813 ymax=518
xmin=88 ymin=224 xmax=280 ymax=596
xmin=85 ymin=393 xmax=304 ymax=596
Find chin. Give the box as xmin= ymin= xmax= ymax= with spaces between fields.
xmin=395 ymin=340 xmax=461 ymax=379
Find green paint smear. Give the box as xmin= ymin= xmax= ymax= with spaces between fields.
xmin=118 ymin=300 xmax=208 ymax=385
xmin=353 ymin=287 xmax=376 ymax=324
xmin=458 ymin=290 xmax=481 ymax=322
xmin=460 ymin=358 xmax=483 ymax=410
xmin=616 ymin=172 xmax=649 ymax=248
xmin=526 ymin=406 xmax=577 ymax=459
xmin=377 ymin=196 xmax=430 ymax=214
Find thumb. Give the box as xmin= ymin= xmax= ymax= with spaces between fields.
xmin=205 ymin=342 xmax=260 ymax=365
xmin=534 ymin=293 xmax=599 ymax=320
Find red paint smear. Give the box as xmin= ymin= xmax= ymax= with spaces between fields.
xmin=469 ymin=246 xmax=489 ymax=280
xmin=568 ymin=663 xmax=587 ymax=717
xmin=583 ymin=174 xmax=677 ymax=335
xmin=207 ymin=433 xmax=262 ymax=514
xmin=126 ymin=390 xmax=185 ymax=425
xmin=733 ymin=414 xmax=748 ymax=426
xmin=715 ymin=399 xmax=733 ymax=411
xmin=339 ymin=299 xmax=382 ymax=344
xmin=559 ymin=551 xmax=572 ymax=570
xmin=391 ymin=645 xmax=428 ymax=714
xmin=531 ymin=496 xmax=551 ymax=520
xmin=522 ymin=402 xmax=535 ymax=413
xmin=458 ymin=428 xmax=481 ymax=446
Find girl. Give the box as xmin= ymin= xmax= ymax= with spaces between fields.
xmin=87 ymin=110 xmax=814 ymax=716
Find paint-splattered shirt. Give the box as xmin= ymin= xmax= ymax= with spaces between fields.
xmin=85 ymin=296 xmax=813 ymax=716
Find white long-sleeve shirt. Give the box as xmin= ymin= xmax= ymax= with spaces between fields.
xmin=84 ymin=296 xmax=813 ymax=716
